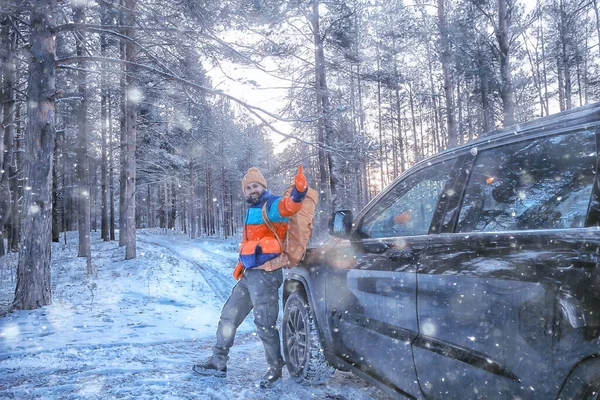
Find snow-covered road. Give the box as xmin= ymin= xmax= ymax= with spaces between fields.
xmin=0 ymin=231 xmax=388 ymax=399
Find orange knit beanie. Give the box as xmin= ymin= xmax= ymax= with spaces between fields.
xmin=241 ymin=167 xmax=267 ymax=192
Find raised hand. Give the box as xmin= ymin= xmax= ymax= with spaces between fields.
xmin=393 ymin=210 xmax=411 ymax=225
xmin=294 ymin=164 xmax=307 ymax=192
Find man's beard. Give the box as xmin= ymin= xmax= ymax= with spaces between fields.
xmin=246 ymin=192 xmax=262 ymax=203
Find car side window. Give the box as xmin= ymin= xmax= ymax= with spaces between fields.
xmin=457 ymin=130 xmax=597 ymax=233
xmin=359 ymin=162 xmax=452 ymax=238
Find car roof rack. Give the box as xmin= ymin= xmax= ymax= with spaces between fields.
xmin=407 ymin=102 xmax=600 ymax=173
xmin=476 ymin=102 xmax=600 ymax=141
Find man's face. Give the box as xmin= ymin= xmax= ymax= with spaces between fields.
xmin=244 ymin=182 xmax=265 ymax=203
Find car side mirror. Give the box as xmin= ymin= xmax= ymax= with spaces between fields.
xmin=329 ymin=210 xmax=353 ymax=238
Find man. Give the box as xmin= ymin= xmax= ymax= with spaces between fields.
xmin=193 ymin=165 xmax=308 ymax=388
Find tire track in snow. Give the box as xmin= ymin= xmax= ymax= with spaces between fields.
xmin=0 ymin=336 xmax=215 ymax=361
xmin=137 ymin=235 xmax=236 ymax=302
xmin=187 ymin=259 xmax=233 ymax=303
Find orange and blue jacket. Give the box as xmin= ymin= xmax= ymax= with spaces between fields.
xmin=238 ymin=187 xmax=307 ymax=269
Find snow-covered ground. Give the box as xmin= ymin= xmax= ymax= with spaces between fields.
xmin=0 ymin=230 xmax=388 ymax=399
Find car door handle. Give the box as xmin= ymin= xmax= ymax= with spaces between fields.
xmin=390 ymin=251 xmax=413 ymax=261
xmin=363 ymin=242 xmax=390 ymax=254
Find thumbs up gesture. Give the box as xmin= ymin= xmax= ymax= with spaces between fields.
xmin=393 ymin=210 xmax=412 ymax=225
xmin=294 ymin=164 xmax=308 ymax=192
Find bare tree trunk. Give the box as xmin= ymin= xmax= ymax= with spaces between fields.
xmin=390 ymin=95 xmax=398 ymax=179
xmin=7 ymin=102 xmax=21 ymax=252
xmin=498 ymin=0 xmax=515 ymax=126
xmin=167 ymin=181 xmax=171 ymax=231
xmin=418 ymin=99 xmax=426 ymax=156
xmin=349 ymin=66 xmax=361 ymax=192
xmin=392 ymin=50 xmax=406 ymax=175
xmin=350 ymin=6 xmax=368 ymax=207
xmin=61 ymin=108 xmax=67 ymax=245
xmin=539 ymin=0 xmax=550 ymax=114
xmin=594 ymin=0 xmax=600 ymax=57
xmin=0 ymin=19 xmax=5 ymax=257
xmin=559 ymin=0 xmax=572 ymax=110
xmin=146 ymin=185 xmax=152 ymax=228
xmin=479 ymin=56 xmax=493 ymax=132
xmin=201 ymin=182 xmax=206 ymax=234
xmin=457 ymin=76 xmax=463 ymax=145
xmin=228 ymin=191 xmax=234 ymax=237
xmin=13 ymin=0 xmax=56 ymax=310
xmin=100 ymin=3 xmax=109 ymax=241
xmin=1 ymin=17 xmax=16 ymax=253
xmin=311 ymin=0 xmax=329 ymax=225
xmin=51 ymin=122 xmax=60 ymax=243
xmin=467 ymin=86 xmax=474 ymax=142
xmin=557 ymin=52 xmax=566 ymax=111
xmin=91 ymin=162 xmax=97 ymax=232
xmin=310 ymin=0 xmax=339 ymax=214
xmin=205 ymin=167 xmax=212 ymax=235
xmin=169 ymin=182 xmax=176 ymax=230
xmin=394 ymin=86 xmax=406 ymax=174
xmin=376 ymin=36 xmax=385 ymax=190
xmin=425 ymin=40 xmax=441 ymax=152
xmin=561 ymin=44 xmax=572 ymax=110
xmin=108 ymin=91 xmax=115 ymax=241
xmin=576 ymin=49 xmax=583 ymax=106
xmin=182 ymin=199 xmax=186 ymax=234
xmin=209 ymin=169 xmax=215 ymax=235
xmin=118 ymin=0 xmax=127 ymax=246
xmin=434 ymin=107 xmax=442 ymax=152
xmin=168 ymin=185 xmax=174 ymax=231
xmin=74 ymin=5 xmax=92 ymax=273
xmin=437 ymin=0 xmax=458 ymax=146
xmin=190 ymin=163 xmax=195 ymax=239
xmin=357 ymin=65 xmax=368 ymax=205
xmin=408 ymin=83 xmax=419 ymax=162
xmin=124 ymin=0 xmax=137 ymax=259
xmin=159 ymin=182 xmax=166 ymax=229
xmin=220 ymin=131 xmax=227 ymax=239
xmin=583 ymin=28 xmax=589 ymax=105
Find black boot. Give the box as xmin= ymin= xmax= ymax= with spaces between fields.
xmin=258 ymin=367 xmax=282 ymax=388
xmin=192 ymin=359 xmax=227 ymax=377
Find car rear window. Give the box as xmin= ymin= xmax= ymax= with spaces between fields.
xmin=457 ymin=130 xmax=597 ymax=232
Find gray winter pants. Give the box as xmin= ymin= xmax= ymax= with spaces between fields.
xmin=211 ymin=267 xmax=285 ymax=371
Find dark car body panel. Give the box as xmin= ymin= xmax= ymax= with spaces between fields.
xmin=284 ymin=104 xmax=600 ymax=399
xmin=324 ymin=236 xmax=422 ymax=397
xmin=414 ymin=229 xmax=600 ymax=399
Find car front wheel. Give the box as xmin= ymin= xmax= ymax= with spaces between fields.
xmin=282 ymin=290 xmax=333 ymax=385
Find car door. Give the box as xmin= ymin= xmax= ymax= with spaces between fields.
xmin=325 ymin=158 xmax=458 ymax=398
xmin=414 ymin=129 xmax=598 ymax=399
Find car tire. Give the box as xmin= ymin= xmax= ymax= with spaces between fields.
xmin=558 ymin=357 xmax=600 ymax=400
xmin=562 ymin=377 xmax=599 ymax=400
xmin=282 ymin=290 xmax=333 ymax=385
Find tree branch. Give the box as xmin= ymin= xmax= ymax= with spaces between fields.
xmin=53 ymin=23 xmax=193 ymax=34
xmin=55 ymin=56 xmax=317 ymax=134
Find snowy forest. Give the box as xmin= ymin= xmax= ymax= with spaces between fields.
xmin=1 ymin=0 xmax=600 ymax=312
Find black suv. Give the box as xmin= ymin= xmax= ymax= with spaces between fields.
xmin=281 ymin=104 xmax=600 ymax=399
